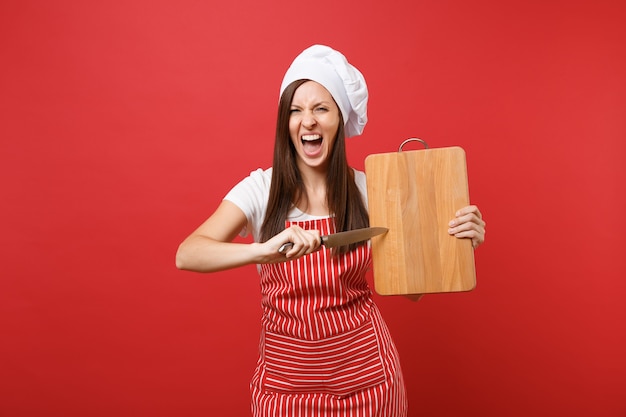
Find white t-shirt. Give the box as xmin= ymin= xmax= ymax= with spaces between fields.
xmin=224 ymin=167 xmax=368 ymax=242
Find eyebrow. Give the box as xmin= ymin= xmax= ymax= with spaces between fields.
xmin=290 ymin=100 xmax=333 ymax=108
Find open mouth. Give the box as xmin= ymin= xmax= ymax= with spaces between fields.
xmin=301 ymin=134 xmax=323 ymax=155
xmin=302 ymin=134 xmax=322 ymax=144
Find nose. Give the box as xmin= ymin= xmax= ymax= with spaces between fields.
xmin=301 ymin=111 xmax=317 ymax=129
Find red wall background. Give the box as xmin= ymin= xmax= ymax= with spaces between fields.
xmin=2 ymin=1 xmax=624 ymax=416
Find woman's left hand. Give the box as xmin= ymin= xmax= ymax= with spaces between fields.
xmin=448 ymin=205 xmax=486 ymax=249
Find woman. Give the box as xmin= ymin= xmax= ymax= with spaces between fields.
xmin=176 ymin=45 xmax=485 ymax=416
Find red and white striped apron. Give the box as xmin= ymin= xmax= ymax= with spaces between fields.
xmin=251 ymin=218 xmax=407 ymax=416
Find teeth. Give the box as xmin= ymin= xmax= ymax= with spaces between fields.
xmin=302 ymin=134 xmax=322 ymax=141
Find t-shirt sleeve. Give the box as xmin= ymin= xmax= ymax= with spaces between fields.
xmin=354 ymin=169 xmax=368 ymax=211
xmin=223 ymin=168 xmax=272 ymax=240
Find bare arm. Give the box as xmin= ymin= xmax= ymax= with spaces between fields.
xmin=175 ymin=200 xmax=321 ymax=273
xmin=176 ymin=200 xmax=260 ymax=272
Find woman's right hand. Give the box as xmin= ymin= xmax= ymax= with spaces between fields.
xmin=264 ymin=225 xmax=322 ymax=262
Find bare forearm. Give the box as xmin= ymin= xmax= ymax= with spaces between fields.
xmin=175 ymin=236 xmax=266 ymax=273
xmin=175 ymin=201 xmax=326 ymax=273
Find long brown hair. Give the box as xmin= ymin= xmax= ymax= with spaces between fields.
xmin=259 ymin=79 xmax=369 ymax=254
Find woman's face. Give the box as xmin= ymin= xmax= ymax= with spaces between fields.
xmin=289 ymin=81 xmax=341 ymax=171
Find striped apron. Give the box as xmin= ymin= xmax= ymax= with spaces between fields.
xmin=250 ymin=218 xmax=408 ymax=416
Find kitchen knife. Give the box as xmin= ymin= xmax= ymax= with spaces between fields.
xmin=278 ymin=227 xmax=388 ymax=254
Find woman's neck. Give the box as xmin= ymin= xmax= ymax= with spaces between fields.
xmin=296 ymin=165 xmax=329 ymax=216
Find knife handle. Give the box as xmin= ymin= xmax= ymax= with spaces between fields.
xmin=278 ymin=236 xmax=325 ymax=254
xmin=278 ymin=242 xmax=293 ymax=254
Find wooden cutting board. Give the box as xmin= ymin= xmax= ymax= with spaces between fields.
xmin=364 ymin=144 xmax=476 ymax=295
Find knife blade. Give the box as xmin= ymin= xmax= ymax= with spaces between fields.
xmin=278 ymin=227 xmax=388 ymax=254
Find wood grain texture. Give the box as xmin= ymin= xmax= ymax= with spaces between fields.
xmin=365 ymin=146 xmax=476 ymax=295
